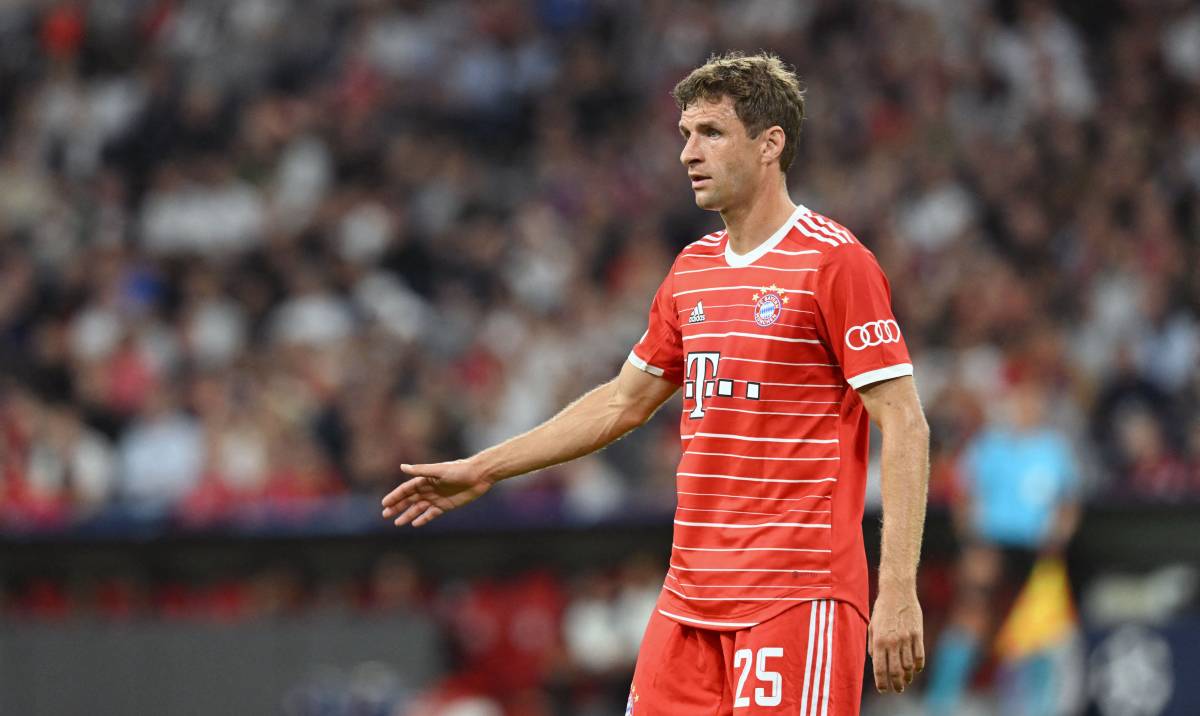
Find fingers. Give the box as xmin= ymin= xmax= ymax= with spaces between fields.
xmin=381 ymin=476 xmax=427 ymax=510
xmin=391 ymin=500 xmax=426 ymax=527
xmin=383 ymin=487 xmax=449 ymax=528
xmin=383 ymin=462 xmax=453 ymax=512
xmin=871 ymin=635 xmax=914 ymax=693
xmin=381 ymin=463 xmax=444 ymax=508
xmin=412 ymin=504 xmax=444 ymax=527
xmin=886 ymin=639 xmax=905 ymax=693
xmin=913 ymin=633 xmax=926 ymax=673
xmin=882 ymin=639 xmax=904 ymax=693
xmin=899 ymin=638 xmax=915 ymax=686
xmin=872 ymin=642 xmax=889 ymax=693
xmin=381 ymin=493 xmax=405 ymax=518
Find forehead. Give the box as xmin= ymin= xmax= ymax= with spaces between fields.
xmin=679 ymin=95 xmax=741 ymax=128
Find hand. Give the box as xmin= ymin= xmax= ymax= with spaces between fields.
xmin=381 ymin=460 xmax=495 ymax=527
xmin=868 ymin=581 xmax=925 ymax=694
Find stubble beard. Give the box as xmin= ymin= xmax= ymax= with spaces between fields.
xmin=693 ymin=183 xmax=724 ymax=211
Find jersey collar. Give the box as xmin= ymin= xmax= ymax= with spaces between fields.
xmin=724 ymin=203 xmax=808 ymax=268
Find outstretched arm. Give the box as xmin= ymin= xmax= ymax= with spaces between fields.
xmin=381 ymin=360 xmax=678 ymax=527
xmin=858 ymin=374 xmax=930 ymax=695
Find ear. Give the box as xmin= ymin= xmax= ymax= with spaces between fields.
xmin=760 ymin=126 xmax=786 ymax=167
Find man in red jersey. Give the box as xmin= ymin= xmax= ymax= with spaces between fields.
xmin=382 ymin=51 xmax=929 ymax=714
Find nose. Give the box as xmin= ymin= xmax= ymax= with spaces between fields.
xmin=680 ymin=134 xmax=701 ymax=167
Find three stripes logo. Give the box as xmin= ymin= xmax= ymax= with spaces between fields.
xmin=688 ymin=301 xmax=707 ymax=324
xmin=800 ymin=599 xmax=836 ymax=716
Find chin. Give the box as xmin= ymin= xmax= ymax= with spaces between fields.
xmin=693 ymin=191 xmax=723 ymax=212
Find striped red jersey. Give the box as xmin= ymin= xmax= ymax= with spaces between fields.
xmin=628 ymin=203 xmax=913 ymax=630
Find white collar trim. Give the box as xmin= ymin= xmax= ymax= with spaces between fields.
xmin=724 ymin=204 xmax=808 ymax=268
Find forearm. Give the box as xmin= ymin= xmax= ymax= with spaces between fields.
xmin=471 ymin=379 xmax=646 ymax=483
xmin=877 ymin=415 xmax=930 ymax=589
xmin=1045 ymin=501 xmax=1080 ymax=552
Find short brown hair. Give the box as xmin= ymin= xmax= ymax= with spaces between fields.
xmin=672 ymin=51 xmax=806 ymax=173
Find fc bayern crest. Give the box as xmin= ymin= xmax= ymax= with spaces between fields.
xmin=752 ymin=284 xmax=789 ymax=327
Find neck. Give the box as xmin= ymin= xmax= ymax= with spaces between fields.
xmin=721 ymin=180 xmax=796 ymax=255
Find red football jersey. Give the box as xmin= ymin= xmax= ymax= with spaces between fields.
xmin=629 ymin=204 xmax=912 ymax=630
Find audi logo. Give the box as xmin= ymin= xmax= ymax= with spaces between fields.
xmin=845 ymin=319 xmax=902 ymax=351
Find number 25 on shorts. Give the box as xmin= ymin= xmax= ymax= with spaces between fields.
xmin=733 ymin=647 xmax=784 ymax=708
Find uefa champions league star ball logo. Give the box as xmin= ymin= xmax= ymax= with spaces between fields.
xmin=752 ymin=284 xmax=789 ymax=327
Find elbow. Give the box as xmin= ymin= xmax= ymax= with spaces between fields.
xmin=913 ymin=410 xmax=930 ymax=439
xmin=890 ymin=407 xmax=929 ymax=443
xmin=623 ymin=400 xmax=659 ymax=430
xmin=607 ymin=408 xmax=650 ymax=438
xmin=623 ymin=389 xmax=668 ymax=431
xmin=910 ymin=411 xmax=930 ymax=443
xmin=605 ymin=383 xmax=657 ymax=433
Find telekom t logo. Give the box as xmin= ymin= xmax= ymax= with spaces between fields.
xmin=685 ymin=352 xmax=720 ymax=419
xmin=684 ymin=352 xmax=761 ymax=419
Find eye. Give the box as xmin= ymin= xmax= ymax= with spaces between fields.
xmin=706 ymin=129 xmax=721 ymax=138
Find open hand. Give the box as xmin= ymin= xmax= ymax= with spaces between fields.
xmin=868 ymin=582 xmax=925 ymax=694
xmin=381 ymin=460 xmax=495 ymax=527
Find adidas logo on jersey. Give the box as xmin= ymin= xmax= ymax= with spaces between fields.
xmin=688 ymin=301 xmax=707 ymax=324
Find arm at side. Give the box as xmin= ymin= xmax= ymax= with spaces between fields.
xmin=859 ymin=374 xmax=930 ymax=588
xmin=858 ymin=374 xmax=930 ymax=692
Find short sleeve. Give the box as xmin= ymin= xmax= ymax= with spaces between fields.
xmin=628 ymin=268 xmax=685 ymax=385
xmin=814 ymin=245 xmax=913 ymax=390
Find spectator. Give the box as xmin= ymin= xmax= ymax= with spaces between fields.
xmin=117 ymin=385 xmax=204 ymax=511
xmin=0 ymin=0 xmax=1193 ymax=526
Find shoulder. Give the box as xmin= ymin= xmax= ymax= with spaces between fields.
xmin=794 ymin=208 xmax=860 ymax=248
xmin=785 ymin=208 xmax=876 ymax=268
xmin=677 ymin=229 xmax=727 ymax=260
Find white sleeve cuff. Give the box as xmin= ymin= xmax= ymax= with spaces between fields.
xmin=847 ymin=363 xmax=913 ymax=389
xmin=627 ymin=349 xmax=665 ymax=377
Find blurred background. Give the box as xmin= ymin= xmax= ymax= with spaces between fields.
xmin=0 ymin=0 xmax=1198 ymax=714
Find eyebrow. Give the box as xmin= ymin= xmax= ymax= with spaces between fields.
xmin=679 ymin=121 xmax=720 ymax=136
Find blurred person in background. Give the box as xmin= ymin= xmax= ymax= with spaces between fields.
xmin=924 ymin=375 xmax=1082 ymax=715
xmin=383 ymin=51 xmax=930 ymax=715
xmin=116 ymin=381 xmax=204 ymax=512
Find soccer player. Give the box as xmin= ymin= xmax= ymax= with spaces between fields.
xmin=382 ymin=52 xmax=929 ymax=714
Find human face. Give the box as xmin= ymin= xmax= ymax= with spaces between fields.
xmin=678 ymin=96 xmax=761 ymax=212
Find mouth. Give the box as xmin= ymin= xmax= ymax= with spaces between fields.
xmin=690 ymin=174 xmax=711 ymax=188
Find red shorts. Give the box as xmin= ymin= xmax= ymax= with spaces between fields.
xmin=628 ymin=599 xmax=867 ymax=715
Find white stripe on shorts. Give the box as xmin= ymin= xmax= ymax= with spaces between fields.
xmin=812 ymin=600 xmax=829 ymax=715
xmin=821 ymin=603 xmax=835 ymax=716
xmin=800 ymin=600 xmax=819 ymax=715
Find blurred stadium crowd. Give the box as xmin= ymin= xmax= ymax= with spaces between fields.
xmin=2 ymin=0 xmax=1200 ymax=529
xmin=1 ymin=0 xmax=1199 ymax=714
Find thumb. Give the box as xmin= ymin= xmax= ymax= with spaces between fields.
xmin=401 ymin=462 xmax=445 ymax=479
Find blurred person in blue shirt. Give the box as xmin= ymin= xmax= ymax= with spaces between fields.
xmin=925 ymin=376 xmax=1082 ymax=715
